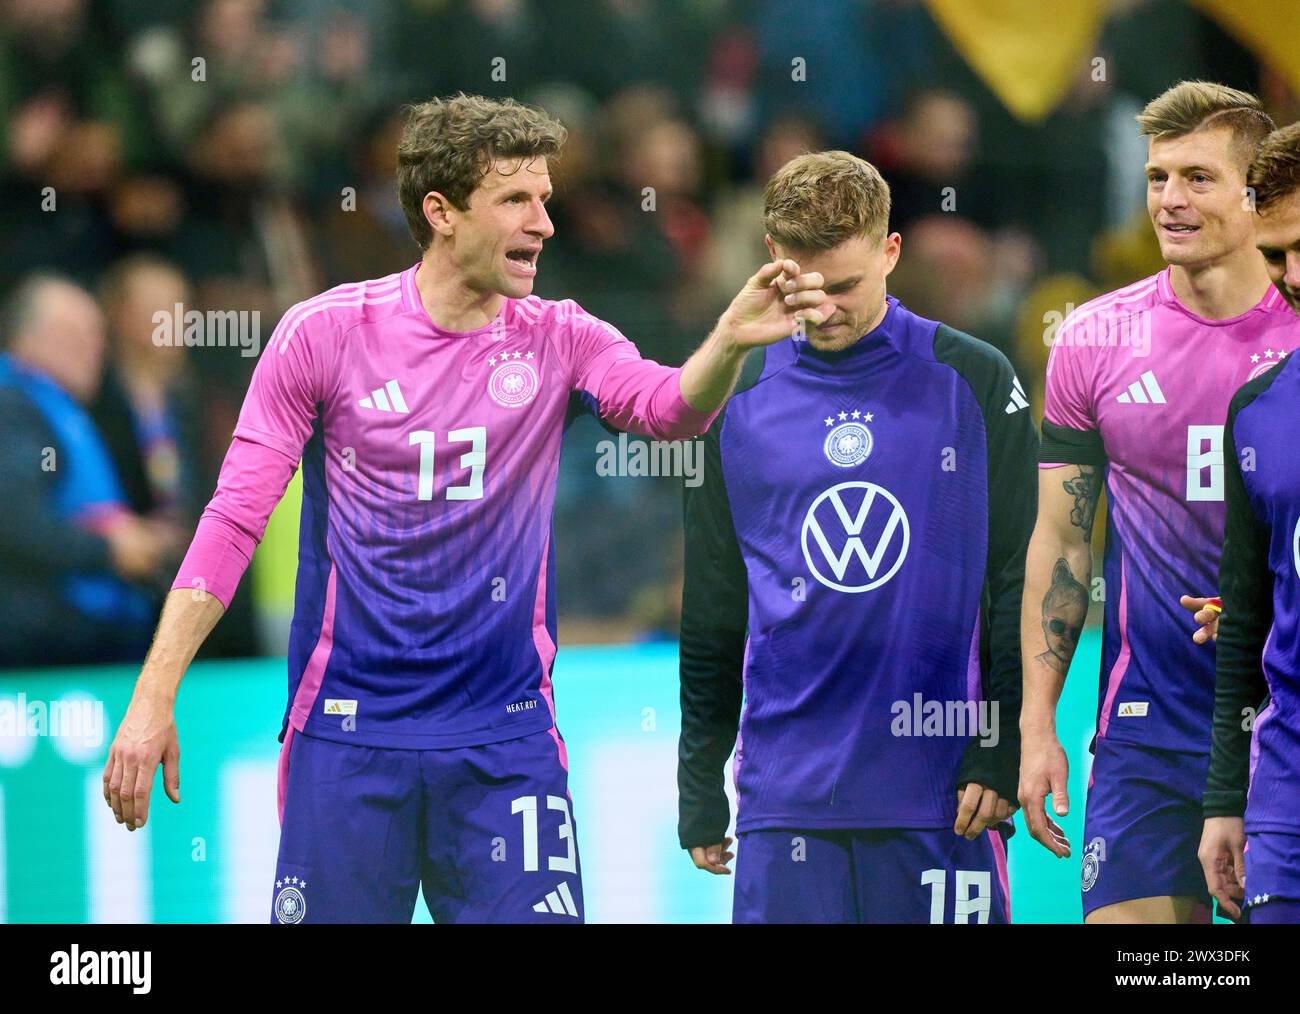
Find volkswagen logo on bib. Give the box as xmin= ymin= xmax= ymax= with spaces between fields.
xmin=1293 ymin=516 xmax=1300 ymax=580
xmin=801 ymin=481 xmax=910 ymax=593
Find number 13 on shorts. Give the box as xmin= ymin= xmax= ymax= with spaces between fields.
xmin=511 ymin=793 xmax=578 ymax=873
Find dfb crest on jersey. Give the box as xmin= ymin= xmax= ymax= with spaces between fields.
xmin=274 ymin=877 xmax=307 ymax=924
xmin=488 ymin=354 xmax=539 ymax=408
xmin=1081 ymin=837 xmax=1106 ymax=893
xmin=823 ymin=421 xmax=873 ymax=468
xmin=800 ymin=481 xmax=910 ymax=593
xmin=1246 ymin=347 xmax=1289 ymax=381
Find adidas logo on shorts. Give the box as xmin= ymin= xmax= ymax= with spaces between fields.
xmin=532 ymin=881 xmax=579 ymax=917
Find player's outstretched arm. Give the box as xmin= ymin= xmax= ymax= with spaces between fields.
xmin=1018 ymin=464 xmax=1102 ymax=858
xmin=677 ymin=258 xmax=833 ymax=413
xmin=104 ymin=588 xmax=224 ymax=831
xmin=565 ymin=258 xmax=830 ymax=441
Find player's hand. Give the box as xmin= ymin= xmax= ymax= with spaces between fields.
xmin=1018 ymin=732 xmax=1072 ymax=858
xmin=689 ymin=837 xmax=735 ymax=875
xmin=104 ymin=688 xmax=181 ymax=831
xmin=1180 ymin=594 xmax=1221 ymax=645
xmin=717 ymin=258 xmax=834 ymax=350
xmin=1198 ymin=816 xmax=1246 ymax=921
xmin=954 ymin=782 xmax=1017 ymax=839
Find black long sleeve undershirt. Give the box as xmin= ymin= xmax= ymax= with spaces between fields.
xmin=935 ymin=327 xmax=1040 ymax=803
xmin=677 ymin=406 xmax=748 ymax=849
xmin=1204 ymin=380 xmax=1276 ymax=818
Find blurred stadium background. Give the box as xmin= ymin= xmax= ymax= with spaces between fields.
xmin=2 ymin=0 xmax=1297 ymax=922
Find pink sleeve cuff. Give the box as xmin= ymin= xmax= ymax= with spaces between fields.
xmin=660 ymin=372 xmax=722 ymax=439
xmin=589 ymin=358 xmax=718 ymax=440
xmin=172 ymin=512 xmax=255 ymax=609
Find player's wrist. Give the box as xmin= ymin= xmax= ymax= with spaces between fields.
xmin=1019 ymin=715 xmax=1058 ymax=741
xmin=133 ymin=671 xmax=180 ymax=710
xmin=709 ymin=314 xmax=748 ymax=359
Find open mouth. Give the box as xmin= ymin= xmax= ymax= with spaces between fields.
xmin=506 ymin=247 xmax=540 ymax=274
xmin=1161 ymin=223 xmax=1200 ymax=237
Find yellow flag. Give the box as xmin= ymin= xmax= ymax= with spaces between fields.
xmin=1192 ymin=0 xmax=1300 ymax=95
xmin=926 ymin=0 xmax=1107 ymax=123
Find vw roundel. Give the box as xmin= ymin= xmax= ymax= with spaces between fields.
xmin=800 ymin=481 xmax=910 ymax=593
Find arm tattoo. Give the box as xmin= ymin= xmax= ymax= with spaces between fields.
xmin=1061 ymin=465 xmax=1103 ymax=538
xmin=1036 ymin=557 xmax=1088 ymax=675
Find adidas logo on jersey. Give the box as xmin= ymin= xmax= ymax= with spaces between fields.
xmin=531 ymin=881 xmax=579 ymax=917
xmin=1115 ymin=370 xmax=1166 ymax=405
xmin=359 ymin=380 xmax=409 ymax=413
xmin=1005 ymin=375 xmax=1028 ymax=414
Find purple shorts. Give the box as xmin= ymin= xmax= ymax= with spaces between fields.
xmin=1081 ymin=737 xmax=1211 ymax=919
xmin=271 ymin=726 xmax=583 ymax=923
xmin=1243 ymin=830 xmax=1300 ymax=918
xmin=733 ymin=826 xmax=1011 ymax=924
xmin=1245 ymin=899 xmax=1300 ymax=924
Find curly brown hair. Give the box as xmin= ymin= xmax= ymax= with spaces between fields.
xmin=1249 ymin=123 xmax=1300 ymax=213
xmin=396 ymin=93 xmax=567 ymax=250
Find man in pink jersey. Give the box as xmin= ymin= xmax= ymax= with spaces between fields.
xmin=1018 ymin=82 xmax=1293 ymax=923
xmin=99 ymin=94 xmax=834 ymax=923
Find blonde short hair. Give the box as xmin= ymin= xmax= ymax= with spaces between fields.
xmin=763 ymin=151 xmax=891 ymax=253
xmin=1136 ymin=80 xmax=1274 ymax=170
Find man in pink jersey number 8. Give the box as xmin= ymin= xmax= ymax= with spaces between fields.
xmin=1020 ymin=82 xmax=1290 ymax=924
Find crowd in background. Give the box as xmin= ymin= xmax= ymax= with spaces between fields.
xmin=0 ymin=0 xmax=1293 ymax=663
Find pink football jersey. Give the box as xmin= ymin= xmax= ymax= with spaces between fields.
xmin=1041 ymin=267 xmax=1296 ymax=752
xmin=175 ymin=263 xmax=716 ymax=750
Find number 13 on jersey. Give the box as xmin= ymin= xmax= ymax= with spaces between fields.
xmin=409 ymin=427 xmax=486 ymax=501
